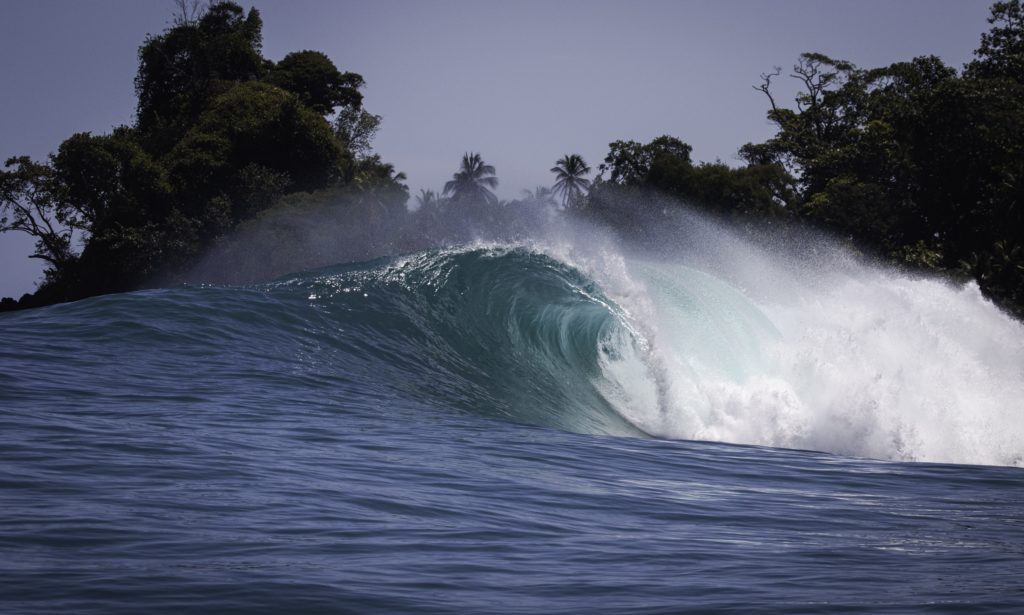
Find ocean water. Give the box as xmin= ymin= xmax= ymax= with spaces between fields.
xmin=2 ymin=244 xmax=1023 ymax=613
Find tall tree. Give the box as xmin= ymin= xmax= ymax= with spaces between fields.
xmin=135 ymin=2 xmax=266 ymax=151
xmin=550 ymin=154 xmax=591 ymax=208
xmin=265 ymin=50 xmax=365 ymax=115
xmin=415 ymin=189 xmax=445 ymax=211
xmin=0 ymin=157 xmax=76 ymax=282
xmin=966 ymin=0 xmax=1024 ymax=82
xmin=334 ymin=108 xmax=382 ymax=160
xmin=597 ymin=136 xmax=692 ymax=186
xmin=521 ymin=186 xmax=557 ymax=206
xmin=443 ymin=152 xmax=498 ymax=206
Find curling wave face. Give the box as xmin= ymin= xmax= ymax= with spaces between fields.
xmin=5 ymin=243 xmax=1023 ymax=466
xmin=280 ymin=247 xmax=650 ymax=436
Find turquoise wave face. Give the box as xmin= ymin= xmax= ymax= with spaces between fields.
xmin=2 ymin=247 xmax=649 ymax=436
xmin=5 ymin=243 xmax=1023 ymax=466
xmin=277 ymin=247 xmax=651 ymax=435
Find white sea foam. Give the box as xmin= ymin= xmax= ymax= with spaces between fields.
xmin=566 ymin=217 xmax=1024 ymax=467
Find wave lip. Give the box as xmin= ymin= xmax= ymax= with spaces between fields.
xmin=274 ymin=246 xmax=655 ymax=436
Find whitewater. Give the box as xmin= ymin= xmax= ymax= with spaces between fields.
xmin=553 ymin=239 xmax=1024 ymax=468
xmin=2 ymin=211 xmax=1022 ymax=612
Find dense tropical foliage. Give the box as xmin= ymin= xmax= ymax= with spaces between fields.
xmin=1 ymin=1 xmax=405 ymax=309
xmin=3 ymin=1 xmax=1024 ymax=318
xmin=581 ymin=0 xmax=1024 ymax=316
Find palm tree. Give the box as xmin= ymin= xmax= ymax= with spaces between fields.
xmin=416 ymin=188 xmax=439 ymax=208
xmin=550 ymin=154 xmax=591 ymax=208
xmin=443 ymin=152 xmax=499 ymax=206
xmin=415 ymin=188 xmax=448 ymax=212
xmin=521 ymin=186 xmax=557 ymax=207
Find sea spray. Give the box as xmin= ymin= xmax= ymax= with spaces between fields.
xmin=548 ymin=224 xmax=1024 ymax=466
xmin=4 ymin=237 xmax=1024 ymax=613
xmin=178 ymin=190 xmax=1024 ymax=466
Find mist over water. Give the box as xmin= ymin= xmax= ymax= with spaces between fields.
xmin=187 ymin=195 xmax=1024 ymax=467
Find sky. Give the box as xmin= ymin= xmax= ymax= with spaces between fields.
xmin=0 ymin=0 xmax=994 ymax=298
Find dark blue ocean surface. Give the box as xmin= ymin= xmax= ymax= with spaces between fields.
xmin=2 ymin=247 xmax=1022 ymax=613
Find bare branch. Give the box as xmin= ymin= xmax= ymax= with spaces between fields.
xmin=791 ymin=55 xmax=824 ymax=113
xmin=754 ymin=66 xmax=782 ymax=113
xmin=171 ymin=0 xmax=207 ymax=26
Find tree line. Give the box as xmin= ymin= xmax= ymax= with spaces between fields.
xmin=3 ymin=1 xmax=1023 ymax=318
xmin=599 ymin=1 xmax=1024 ymax=317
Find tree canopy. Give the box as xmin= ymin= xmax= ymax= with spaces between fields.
xmin=550 ymin=154 xmax=591 ymax=209
xmin=580 ymin=1 xmax=1024 ymax=316
xmin=135 ymin=2 xmax=266 ymax=151
xmin=443 ymin=153 xmax=499 ymax=206
xmin=966 ymin=0 xmax=1024 ymax=82
xmin=266 ymin=50 xmax=365 ymax=115
xmin=1 ymin=1 xmax=404 ymax=308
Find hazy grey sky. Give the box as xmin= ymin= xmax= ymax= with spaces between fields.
xmin=0 ymin=0 xmax=993 ymax=298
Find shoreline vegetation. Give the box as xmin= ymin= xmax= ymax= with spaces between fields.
xmin=2 ymin=1 xmax=1023 ymax=318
